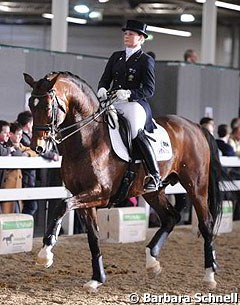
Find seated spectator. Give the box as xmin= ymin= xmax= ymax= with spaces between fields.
xmin=228 ymin=126 xmax=240 ymax=157
xmin=9 ymin=122 xmax=37 ymax=156
xmin=0 ymin=120 xmax=13 ymax=196
xmin=230 ymin=117 xmax=240 ymax=130
xmin=0 ymin=120 xmax=24 ymax=213
xmin=216 ymin=124 xmax=235 ymax=156
xmin=226 ymin=122 xmax=240 ymax=220
xmin=200 ymin=117 xmax=215 ymax=135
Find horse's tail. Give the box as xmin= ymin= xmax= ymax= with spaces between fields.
xmin=202 ymin=127 xmax=224 ymax=230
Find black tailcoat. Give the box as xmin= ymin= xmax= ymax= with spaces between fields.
xmin=98 ymin=49 xmax=156 ymax=132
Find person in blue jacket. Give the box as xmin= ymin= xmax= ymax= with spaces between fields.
xmin=97 ymin=20 xmax=162 ymax=192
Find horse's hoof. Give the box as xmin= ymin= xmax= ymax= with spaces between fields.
xmin=83 ymin=280 xmax=103 ymax=293
xmin=147 ymin=262 xmax=162 ymax=279
xmin=36 ymin=249 xmax=54 ymax=268
xmin=203 ymin=267 xmax=217 ymax=289
xmin=36 ymin=255 xmax=53 ymax=268
xmin=203 ymin=280 xmax=217 ymax=290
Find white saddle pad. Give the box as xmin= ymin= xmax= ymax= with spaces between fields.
xmin=109 ymin=121 xmax=173 ymax=162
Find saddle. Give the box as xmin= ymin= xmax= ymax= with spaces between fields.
xmin=108 ymin=112 xmax=172 ymax=163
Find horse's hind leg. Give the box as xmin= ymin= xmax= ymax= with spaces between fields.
xmin=36 ymin=199 xmax=68 ymax=268
xmin=187 ymin=185 xmax=217 ymax=289
xmin=81 ymin=208 xmax=106 ymax=292
xmin=194 ymin=201 xmax=217 ymax=289
xmin=144 ymin=191 xmax=180 ymax=278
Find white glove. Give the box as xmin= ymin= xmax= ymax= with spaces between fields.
xmin=97 ymin=87 xmax=108 ymax=100
xmin=116 ymin=89 xmax=131 ymax=100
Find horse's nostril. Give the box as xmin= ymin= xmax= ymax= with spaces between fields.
xmin=36 ymin=146 xmax=44 ymax=154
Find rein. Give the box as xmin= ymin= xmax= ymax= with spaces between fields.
xmin=31 ymin=90 xmax=118 ymax=145
xmin=55 ymin=104 xmax=110 ymax=144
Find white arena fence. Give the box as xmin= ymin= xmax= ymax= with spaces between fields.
xmin=0 ymin=156 xmax=240 ymax=235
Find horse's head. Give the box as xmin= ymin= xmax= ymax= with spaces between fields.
xmin=24 ymin=73 xmax=66 ymax=153
xmin=24 ymin=71 xmax=103 ymax=154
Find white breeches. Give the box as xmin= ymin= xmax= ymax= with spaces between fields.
xmin=114 ymin=100 xmax=146 ymax=139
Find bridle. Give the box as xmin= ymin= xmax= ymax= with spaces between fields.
xmin=30 ymin=89 xmax=117 ymax=145
xmin=31 ymin=89 xmax=64 ymax=134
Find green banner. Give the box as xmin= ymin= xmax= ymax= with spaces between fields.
xmin=123 ymin=214 xmax=146 ymax=221
xmin=222 ymin=206 xmax=232 ymax=213
xmin=2 ymin=220 xmax=33 ymax=230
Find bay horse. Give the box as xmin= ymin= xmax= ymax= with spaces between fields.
xmin=24 ymin=71 xmax=223 ymax=291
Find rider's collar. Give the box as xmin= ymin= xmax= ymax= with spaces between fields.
xmin=125 ymin=46 xmax=141 ymax=61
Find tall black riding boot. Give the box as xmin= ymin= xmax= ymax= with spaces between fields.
xmin=135 ymin=129 xmax=163 ymax=192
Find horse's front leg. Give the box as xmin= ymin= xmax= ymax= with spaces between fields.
xmin=144 ymin=192 xmax=180 ymax=278
xmin=71 ymin=185 xmax=111 ymax=208
xmin=80 ymin=208 xmax=106 ymax=292
xmin=36 ymin=199 xmax=69 ymax=268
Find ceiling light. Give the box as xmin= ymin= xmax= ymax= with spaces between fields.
xmin=74 ymin=5 xmax=90 ymax=14
xmin=180 ymin=14 xmax=195 ymax=22
xmin=89 ymin=11 xmax=102 ymax=19
xmin=42 ymin=14 xmax=87 ymax=24
xmin=196 ymin=0 xmax=240 ymax=11
xmin=98 ymin=0 xmax=109 ymax=3
xmin=146 ymin=34 xmax=154 ymax=41
xmin=0 ymin=5 xmax=11 ymax=12
xmin=67 ymin=17 xmax=87 ymax=24
xmin=216 ymin=1 xmax=240 ymax=11
xmin=42 ymin=13 xmax=53 ymax=19
xmin=147 ymin=25 xmax=192 ymax=37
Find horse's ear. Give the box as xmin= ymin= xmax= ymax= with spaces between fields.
xmin=47 ymin=74 xmax=60 ymax=91
xmin=23 ymin=73 xmax=35 ymax=88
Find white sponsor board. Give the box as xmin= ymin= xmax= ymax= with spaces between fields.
xmin=0 ymin=214 xmax=34 ymax=254
xmin=97 ymin=207 xmax=146 ymax=243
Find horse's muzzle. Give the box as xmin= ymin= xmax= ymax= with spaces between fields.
xmin=36 ymin=145 xmax=44 ymax=154
xmin=35 ymin=138 xmax=47 ymax=154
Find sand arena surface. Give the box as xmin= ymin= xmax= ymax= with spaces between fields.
xmin=0 ymin=223 xmax=239 ymax=305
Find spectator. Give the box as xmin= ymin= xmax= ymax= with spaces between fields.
xmin=230 ymin=117 xmax=240 ymax=130
xmin=228 ymin=126 xmax=240 ymax=157
xmin=183 ymin=49 xmax=198 ymax=63
xmin=216 ymin=124 xmax=235 ymax=156
xmin=0 ymin=120 xmax=11 ymax=184
xmin=0 ymin=121 xmax=23 ymax=213
xmin=200 ymin=117 xmax=215 ymax=135
xmin=9 ymin=122 xmax=38 ymax=156
xmin=17 ymin=111 xmax=38 ymax=216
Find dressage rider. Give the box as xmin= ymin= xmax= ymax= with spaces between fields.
xmin=97 ymin=20 xmax=162 ymax=191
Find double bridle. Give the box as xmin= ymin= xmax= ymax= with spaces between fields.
xmin=30 ymin=89 xmax=117 ymax=145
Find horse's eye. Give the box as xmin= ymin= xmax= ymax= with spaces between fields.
xmin=34 ymin=98 xmax=39 ymax=107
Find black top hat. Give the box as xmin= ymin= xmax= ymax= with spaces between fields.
xmin=122 ymin=20 xmax=148 ymax=38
